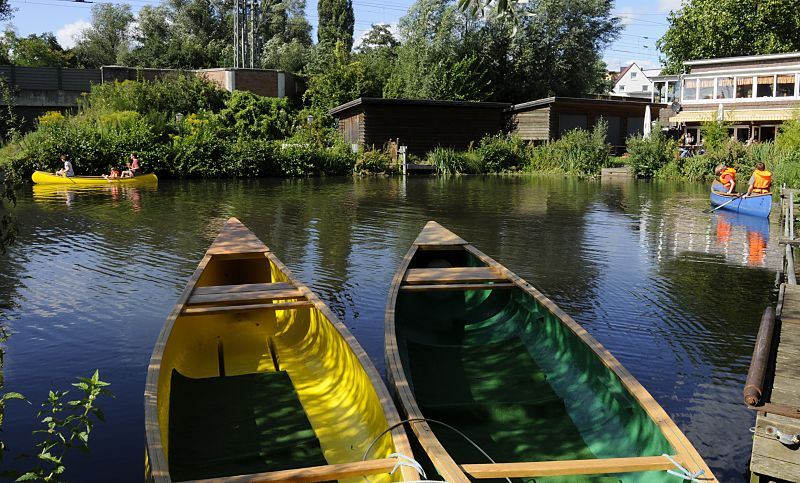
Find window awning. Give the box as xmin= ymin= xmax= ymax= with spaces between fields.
xmin=670 ymin=108 xmax=798 ymax=124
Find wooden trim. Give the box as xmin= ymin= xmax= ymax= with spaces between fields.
xmin=399 ymin=282 xmax=516 ymax=292
xmin=181 ymin=301 xmax=314 ymax=316
xmin=747 ymin=402 xmax=800 ymax=419
xmin=192 ymin=282 xmax=295 ymax=296
xmin=184 ymin=458 xmax=397 ymax=483
xmin=187 ymin=289 xmax=305 ymax=306
xmin=461 ymin=456 xmax=675 ymax=478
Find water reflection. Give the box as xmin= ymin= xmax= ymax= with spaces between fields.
xmin=0 ymin=177 xmax=781 ymax=481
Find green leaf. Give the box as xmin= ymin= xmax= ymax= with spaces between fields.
xmin=15 ymin=472 xmax=40 ymax=481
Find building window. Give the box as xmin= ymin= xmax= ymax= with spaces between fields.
xmin=777 ymin=74 xmax=796 ymax=97
xmin=736 ymin=77 xmax=753 ymax=98
xmin=757 ymin=75 xmax=775 ymax=97
xmin=642 ymin=84 xmax=649 ymax=91
xmin=684 ymin=79 xmax=697 ymax=100
xmin=698 ymin=78 xmax=714 ymax=99
xmin=631 ymin=72 xmax=637 ymax=79
xmin=653 ymin=81 xmax=665 ymax=103
xmin=717 ymin=77 xmax=734 ymax=99
xmin=619 ymin=85 xmax=625 ymax=91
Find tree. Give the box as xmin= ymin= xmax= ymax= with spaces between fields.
xmin=304 ymin=41 xmax=367 ymax=112
xmin=658 ymin=0 xmax=800 ymax=74
xmin=0 ymin=30 xmax=74 ymax=67
xmin=73 ymin=4 xmax=135 ymax=67
xmin=317 ymin=0 xmax=354 ymax=51
xmin=355 ymin=24 xmax=399 ymax=97
xmin=260 ymin=0 xmax=313 ymax=72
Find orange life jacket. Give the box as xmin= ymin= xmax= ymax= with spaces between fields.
xmin=752 ymin=169 xmax=772 ymax=193
xmin=719 ymin=167 xmax=736 ymax=189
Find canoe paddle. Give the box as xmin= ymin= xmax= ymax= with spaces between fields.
xmin=706 ymin=193 xmax=742 ymax=213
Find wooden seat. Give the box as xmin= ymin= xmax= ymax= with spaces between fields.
xmin=188 ymin=282 xmax=305 ymax=306
xmin=181 ymin=301 xmax=314 ymax=316
xmin=402 ymin=267 xmax=508 ymax=285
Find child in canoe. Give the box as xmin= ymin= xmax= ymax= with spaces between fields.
xmin=121 ymin=153 xmax=140 ymax=178
xmin=103 ymin=165 xmax=122 ymax=181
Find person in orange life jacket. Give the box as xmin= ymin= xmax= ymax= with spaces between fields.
xmin=746 ymin=162 xmax=772 ymax=197
xmin=715 ymin=163 xmax=737 ymax=194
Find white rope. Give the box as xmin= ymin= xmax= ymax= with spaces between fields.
xmin=663 ymin=453 xmax=706 ymax=482
xmin=388 ymin=453 xmax=427 ymax=479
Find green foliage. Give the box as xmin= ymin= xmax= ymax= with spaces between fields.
xmin=317 ymin=0 xmax=355 ymax=52
xmin=657 ymin=0 xmax=800 ymax=74
xmin=0 ymin=30 xmax=75 ymax=67
xmin=627 ymin=127 xmax=679 ymax=177
xmin=216 ymin=92 xmax=293 ymax=140
xmin=73 ymin=4 xmax=135 ymax=67
xmin=5 ymin=371 xmax=112 ymax=482
xmin=355 ymin=149 xmax=393 ymax=174
xmin=699 ymin=120 xmax=731 ymax=152
xmin=777 ymin=118 xmax=800 ymax=152
xmin=304 ymin=42 xmax=367 ymax=113
xmin=475 ymin=133 xmax=526 ymax=172
xmin=429 ymin=147 xmax=471 ymax=174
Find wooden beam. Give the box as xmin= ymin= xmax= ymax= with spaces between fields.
xmin=187 ymin=289 xmax=305 ymax=306
xmin=403 ymin=267 xmax=507 ymax=285
xmin=193 ymin=282 xmax=296 ymax=296
xmin=181 ymin=301 xmax=314 ymax=316
xmin=400 ymin=282 xmax=516 ymax=292
xmin=461 ymin=456 xmax=675 ymax=478
xmin=184 ymin=458 xmax=397 ymax=483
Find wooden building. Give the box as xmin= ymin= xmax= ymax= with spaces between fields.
xmin=671 ymin=52 xmax=800 ymax=143
xmin=330 ymin=98 xmax=511 ymax=155
xmin=508 ymin=96 xmax=666 ymax=151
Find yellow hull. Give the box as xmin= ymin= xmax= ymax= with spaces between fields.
xmin=31 ymin=170 xmax=158 ymax=185
xmin=144 ymin=218 xmax=416 ymax=482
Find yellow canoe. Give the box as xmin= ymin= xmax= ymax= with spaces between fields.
xmin=144 ymin=218 xmax=417 ymax=483
xmin=31 ymin=170 xmax=158 ymax=185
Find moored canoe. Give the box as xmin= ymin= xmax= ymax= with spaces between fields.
xmin=145 ymin=218 xmax=417 ymax=482
xmin=710 ymin=182 xmax=771 ymax=218
xmin=385 ymin=221 xmax=718 ymax=482
xmin=32 ymin=170 xmax=158 ymax=185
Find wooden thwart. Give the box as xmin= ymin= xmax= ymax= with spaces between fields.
xmin=187 ymin=288 xmax=305 ymax=306
xmin=193 ymin=282 xmax=296 ymax=296
xmin=400 ymin=282 xmax=516 ymax=292
xmin=181 ymin=301 xmax=314 ymax=316
xmin=461 ymin=456 xmax=676 ymax=479
xmin=185 ymin=457 xmax=397 ymax=483
xmin=403 ymin=267 xmax=507 ymax=285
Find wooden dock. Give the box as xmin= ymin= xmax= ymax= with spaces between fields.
xmin=747 ymin=190 xmax=800 ymax=482
xmin=600 ymin=166 xmax=633 ymax=178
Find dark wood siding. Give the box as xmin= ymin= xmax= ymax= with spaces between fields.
xmin=512 ymin=108 xmax=550 ymax=141
xmin=337 ymin=110 xmax=365 ymax=146
xmin=360 ymin=104 xmax=507 ymax=155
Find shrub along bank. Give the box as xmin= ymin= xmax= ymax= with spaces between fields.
xmin=626 ymin=120 xmax=800 ymax=188
xmin=0 ymin=75 xmax=367 ymax=179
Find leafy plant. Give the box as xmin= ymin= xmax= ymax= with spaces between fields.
xmin=626 ymin=126 xmax=678 ymax=177
xmin=476 ymin=133 xmax=526 ymax=172
xmin=429 ymin=147 xmax=470 ymax=174
xmin=699 ymin=120 xmax=730 ymax=152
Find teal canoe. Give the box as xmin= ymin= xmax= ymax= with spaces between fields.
xmin=384 ymin=221 xmax=718 ymax=483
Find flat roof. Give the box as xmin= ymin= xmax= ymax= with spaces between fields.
xmin=685 ymin=52 xmax=800 ymax=66
xmin=510 ymin=96 xmax=663 ymax=112
xmin=330 ymin=97 xmax=512 ymax=116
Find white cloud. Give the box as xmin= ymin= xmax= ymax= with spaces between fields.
xmin=616 ymin=7 xmax=635 ymax=27
xmin=658 ymin=0 xmax=682 ymax=13
xmin=56 ymin=19 xmax=91 ymax=49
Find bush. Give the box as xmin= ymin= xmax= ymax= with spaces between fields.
xmin=476 ymin=133 xmax=526 ymax=172
xmin=777 ymin=118 xmax=800 ymax=152
xmin=626 ymin=126 xmax=678 ymax=177
xmin=356 ymin=149 xmax=393 ymax=174
xmin=216 ymin=92 xmax=294 ymax=140
xmin=524 ymin=121 xmax=610 ymax=176
xmin=429 ymin=147 xmax=469 ymax=175
xmin=700 ymin=120 xmax=730 ymax=152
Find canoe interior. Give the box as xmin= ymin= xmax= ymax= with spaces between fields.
xmin=396 ymin=248 xmax=677 ymax=482
xmin=158 ymin=253 xmax=400 ymax=481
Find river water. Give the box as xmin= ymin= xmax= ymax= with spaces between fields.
xmin=0 ymin=176 xmax=782 ymax=481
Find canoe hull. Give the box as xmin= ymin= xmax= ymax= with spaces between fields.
xmin=710 ymin=182 xmax=771 ymax=217
xmin=32 ymin=170 xmax=158 ymax=185
xmin=385 ymin=221 xmax=718 ymax=482
xmin=145 ymin=218 xmax=415 ymax=482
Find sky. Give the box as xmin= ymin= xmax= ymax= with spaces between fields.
xmin=5 ymin=0 xmax=681 ymax=72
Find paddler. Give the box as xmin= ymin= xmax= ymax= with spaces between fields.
xmin=55 ymin=154 xmax=74 ymax=178
xmin=715 ymin=163 xmax=737 ymax=194
xmin=745 ymin=162 xmax=772 ymax=197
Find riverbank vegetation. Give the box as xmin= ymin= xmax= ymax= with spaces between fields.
xmin=627 ymin=120 xmax=800 ymax=188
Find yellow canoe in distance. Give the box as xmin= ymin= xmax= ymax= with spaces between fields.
xmin=144 ymin=218 xmax=417 ymax=483
xmin=31 ymin=170 xmax=158 ymax=185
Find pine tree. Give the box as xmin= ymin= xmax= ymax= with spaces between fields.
xmin=317 ymin=0 xmax=354 ymax=52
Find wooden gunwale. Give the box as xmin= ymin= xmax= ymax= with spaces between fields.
xmin=183 ymin=457 xmax=398 ymax=483
xmin=145 ymin=218 xmax=418 ymax=482
xmin=383 ymin=221 xmax=718 ymax=482
xmin=461 ymin=455 xmax=675 ymax=478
